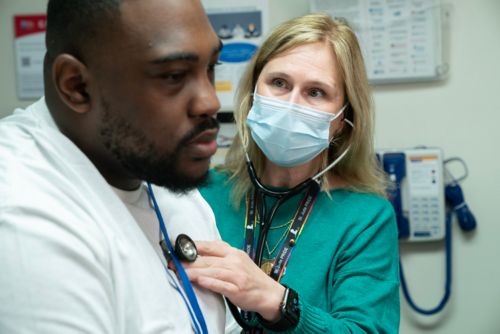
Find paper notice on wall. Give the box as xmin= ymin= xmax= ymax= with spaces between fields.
xmin=202 ymin=0 xmax=269 ymax=111
xmin=14 ymin=15 xmax=47 ymax=100
xmin=309 ymin=0 xmax=445 ymax=83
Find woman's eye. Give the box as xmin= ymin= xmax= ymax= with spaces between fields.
xmin=271 ymin=78 xmax=287 ymax=89
xmin=309 ymin=88 xmax=325 ymax=98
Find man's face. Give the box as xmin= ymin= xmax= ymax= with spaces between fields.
xmin=88 ymin=0 xmax=221 ymax=191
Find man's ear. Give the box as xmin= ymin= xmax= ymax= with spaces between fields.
xmin=52 ymin=54 xmax=91 ymax=114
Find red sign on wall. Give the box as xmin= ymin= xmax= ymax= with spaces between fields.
xmin=14 ymin=15 xmax=47 ymax=38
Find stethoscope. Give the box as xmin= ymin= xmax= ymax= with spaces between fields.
xmin=226 ymin=147 xmax=351 ymax=331
xmin=244 ymin=147 xmax=350 ymax=259
xmin=244 ymin=155 xmax=322 ymax=268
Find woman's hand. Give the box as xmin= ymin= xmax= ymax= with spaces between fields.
xmin=184 ymin=240 xmax=285 ymax=321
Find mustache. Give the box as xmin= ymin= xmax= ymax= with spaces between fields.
xmin=180 ymin=116 xmax=220 ymax=145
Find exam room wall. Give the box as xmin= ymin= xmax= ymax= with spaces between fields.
xmin=1 ymin=0 xmax=499 ymax=333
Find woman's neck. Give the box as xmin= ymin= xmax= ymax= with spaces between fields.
xmin=260 ymin=158 xmax=347 ymax=190
xmin=261 ymin=160 xmax=320 ymax=189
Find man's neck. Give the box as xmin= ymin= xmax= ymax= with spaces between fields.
xmin=97 ymin=162 xmax=142 ymax=191
xmin=107 ymin=177 xmax=142 ymax=191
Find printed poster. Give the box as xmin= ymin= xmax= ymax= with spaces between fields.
xmin=309 ymin=0 xmax=445 ymax=83
xmin=14 ymin=14 xmax=47 ymax=99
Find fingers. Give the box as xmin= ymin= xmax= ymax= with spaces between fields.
xmin=193 ymin=240 xmax=232 ymax=257
xmin=186 ymin=267 xmax=243 ymax=297
xmin=186 ymin=265 xmax=284 ymax=316
xmin=186 ymin=267 xmax=238 ymax=287
xmin=183 ymin=251 xmax=248 ymax=272
xmin=185 ymin=266 xmax=257 ymax=311
xmin=183 ymin=242 xmax=287 ymax=317
xmin=197 ymin=275 xmax=238 ymax=296
xmin=185 ymin=257 xmax=269 ymax=297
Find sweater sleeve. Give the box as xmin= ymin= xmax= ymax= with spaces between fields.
xmin=276 ymin=199 xmax=400 ymax=334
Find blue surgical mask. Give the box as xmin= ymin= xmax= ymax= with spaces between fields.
xmin=246 ymin=92 xmax=347 ymax=167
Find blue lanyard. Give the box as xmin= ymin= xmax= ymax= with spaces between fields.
xmin=146 ymin=182 xmax=208 ymax=334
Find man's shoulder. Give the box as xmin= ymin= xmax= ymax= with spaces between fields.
xmin=0 ymin=105 xmax=53 ymax=200
xmin=0 ymin=98 xmax=49 ymax=130
xmin=0 ymin=98 xmax=67 ymax=167
xmin=0 ymin=106 xmax=36 ymax=153
xmin=0 ymin=100 xmax=123 ymax=239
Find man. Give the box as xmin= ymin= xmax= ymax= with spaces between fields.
xmin=0 ymin=0 xmax=225 ymax=332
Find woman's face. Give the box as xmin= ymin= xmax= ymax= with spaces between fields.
xmin=256 ymin=41 xmax=346 ymax=136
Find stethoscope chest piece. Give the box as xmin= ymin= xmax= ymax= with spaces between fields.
xmin=175 ymin=233 xmax=198 ymax=262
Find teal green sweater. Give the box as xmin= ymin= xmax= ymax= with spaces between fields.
xmin=200 ymin=170 xmax=400 ymax=333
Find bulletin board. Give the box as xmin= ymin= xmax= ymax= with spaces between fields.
xmin=309 ymin=0 xmax=449 ymax=84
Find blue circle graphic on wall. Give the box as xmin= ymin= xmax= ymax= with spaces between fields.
xmin=220 ymin=43 xmax=258 ymax=63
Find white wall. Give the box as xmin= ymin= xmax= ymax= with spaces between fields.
xmin=375 ymin=1 xmax=500 ymax=332
xmin=1 ymin=0 xmax=499 ymax=332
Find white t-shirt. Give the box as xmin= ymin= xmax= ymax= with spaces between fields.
xmin=113 ymin=183 xmax=226 ymax=333
xmin=0 ymin=98 xmax=225 ymax=333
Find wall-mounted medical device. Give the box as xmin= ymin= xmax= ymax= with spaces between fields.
xmin=377 ymin=147 xmax=476 ymax=316
xmin=377 ymin=147 xmax=445 ymax=242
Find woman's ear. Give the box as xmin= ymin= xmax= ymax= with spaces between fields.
xmin=330 ymin=116 xmax=345 ymax=139
xmin=52 ymin=54 xmax=91 ymax=114
xmin=334 ymin=102 xmax=354 ymax=135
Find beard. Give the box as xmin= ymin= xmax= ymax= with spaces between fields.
xmin=99 ymin=99 xmax=219 ymax=193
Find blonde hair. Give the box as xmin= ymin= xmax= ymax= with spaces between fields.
xmin=219 ymin=13 xmax=388 ymax=206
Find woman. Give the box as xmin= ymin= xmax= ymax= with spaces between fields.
xmin=187 ymin=13 xmax=400 ymax=333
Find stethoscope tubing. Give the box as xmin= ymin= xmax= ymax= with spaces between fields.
xmin=246 ymin=160 xmax=318 ymax=267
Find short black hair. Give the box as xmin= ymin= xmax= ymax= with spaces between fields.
xmin=45 ymin=0 xmax=121 ymax=66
